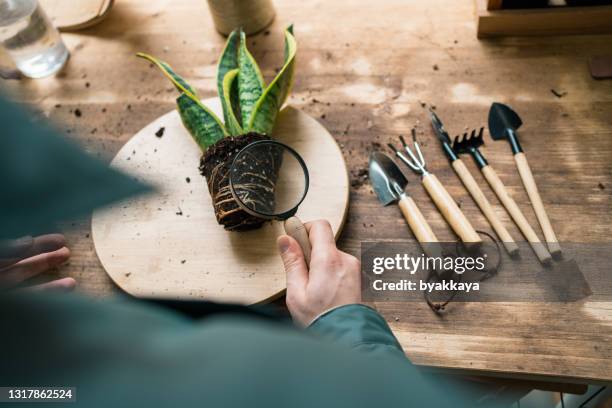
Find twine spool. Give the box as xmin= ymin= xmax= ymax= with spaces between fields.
xmin=207 ymin=0 xmax=275 ymax=36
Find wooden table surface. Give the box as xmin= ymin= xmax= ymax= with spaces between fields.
xmin=4 ymin=0 xmax=611 ymax=385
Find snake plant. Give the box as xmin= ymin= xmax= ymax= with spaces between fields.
xmin=137 ymin=26 xmax=296 ymax=231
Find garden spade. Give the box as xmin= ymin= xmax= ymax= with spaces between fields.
xmin=488 ymin=103 xmax=561 ymax=257
xmin=369 ymin=152 xmax=440 ymax=253
xmin=454 ymin=129 xmax=552 ymax=265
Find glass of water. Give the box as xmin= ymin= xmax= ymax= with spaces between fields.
xmin=0 ymin=0 xmax=69 ymax=78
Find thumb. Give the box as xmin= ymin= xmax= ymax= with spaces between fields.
xmin=277 ymin=235 xmax=308 ymax=292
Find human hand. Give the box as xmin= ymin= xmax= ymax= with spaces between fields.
xmin=0 ymin=234 xmax=75 ymax=292
xmin=277 ymin=220 xmax=361 ymax=326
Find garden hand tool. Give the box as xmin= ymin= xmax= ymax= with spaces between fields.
xmin=430 ymin=111 xmax=518 ymax=256
xmin=388 ymin=131 xmax=482 ymax=249
xmin=488 ymin=102 xmax=561 ymax=257
xmin=369 ymin=152 xmax=444 ymax=261
xmin=453 ymin=128 xmax=552 ymax=265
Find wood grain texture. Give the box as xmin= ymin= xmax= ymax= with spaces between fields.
xmin=4 ymin=0 xmax=611 ymax=384
xmin=91 ymin=99 xmax=348 ymax=304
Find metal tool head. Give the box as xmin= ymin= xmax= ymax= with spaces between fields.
xmin=488 ymin=102 xmax=523 ymax=141
xmin=452 ymin=127 xmax=485 ymax=154
xmin=369 ymin=152 xmax=408 ymax=206
xmin=430 ymin=111 xmax=451 ymax=144
xmin=387 ymin=129 xmax=428 ymax=175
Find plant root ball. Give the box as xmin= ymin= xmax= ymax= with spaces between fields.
xmin=200 ymin=132 xmax=272 ymax=231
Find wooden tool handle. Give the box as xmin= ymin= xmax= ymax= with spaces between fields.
xmin=422 ymin=173 xmax=482 ymax=246
xmin=398 ymin=195 xmax=443 ymax=261
xmin=398 ymin=195 xmax=438 ymax=243
xmin=481 ymin=165 xmax=552 ymax=264
xmin=284 ymin=216 xmax=311 ymax=265
xmin=514 ymin=152 xmax=561 ymax=256
xmin=452 ymin=159 xmax=519 ymax=256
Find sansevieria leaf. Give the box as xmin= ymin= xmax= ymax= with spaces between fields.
xmin=222 ymin=69 xmax=243 ymax=135
xmin=217 ymin=30 xmax=241 ymax=129
xmin=137 ymin=52 xmax=197 ymax=97
xmin=177 ymin=94 xmax=227 ymax=150
xmin=248 ymin=26 xmax=297 ymax=135
xmin=238 ymin=30 xmax=265 ymax=127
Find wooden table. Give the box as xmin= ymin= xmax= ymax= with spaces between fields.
xmin=4 ymin=0 xmax=611 ymax=387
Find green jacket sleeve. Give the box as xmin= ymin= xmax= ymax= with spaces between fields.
xmin=0 ymin=293 xmax=506 ymax=408
xmin=308 ymin=304 xmax=406 ymax=359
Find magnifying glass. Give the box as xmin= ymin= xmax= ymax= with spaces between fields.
xmin=229 ymin=140 xmax=312 ymax=263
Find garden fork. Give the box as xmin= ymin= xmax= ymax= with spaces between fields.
xmin=388 ymin=130 xmax=482 ymax=248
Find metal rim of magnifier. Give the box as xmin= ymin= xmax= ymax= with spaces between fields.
xmin=228 ymin=140 xmax=310 ymax=220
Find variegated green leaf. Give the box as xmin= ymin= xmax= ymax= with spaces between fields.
xmin=177 ymin=94 xmax=227 ymax=151
xmin=217 ymin=30 xmax=241 ymax=129
xmin=238 ymin=29 xmax=265 ymax=127
xmin=248 ymin=26 xmax=297 ymax=135
xmin=137 ymin=52 xmax=197 ymax=97
xmin=222 ymin=69 xmax=243 ymax=135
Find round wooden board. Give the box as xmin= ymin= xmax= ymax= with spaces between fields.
xmin=91 ymin=99 xmax=349 ymax=304
xmin=41 ymin=0 xmax=114 ymax=31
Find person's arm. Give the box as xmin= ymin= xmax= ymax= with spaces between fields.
xmin=277 ymin=220 xmax=404 ymax=358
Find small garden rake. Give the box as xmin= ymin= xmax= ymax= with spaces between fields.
xmin=388 ymin=130 xmax=482 ymax=248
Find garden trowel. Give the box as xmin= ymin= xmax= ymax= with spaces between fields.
xmin=488 ymin=102 xmax=561 ymax=257
xmin=369 ymin=152 xmax=440 ymax=252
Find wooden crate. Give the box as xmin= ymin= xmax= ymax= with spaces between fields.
xmin=476 ymin=0 xmax=612 ymax=37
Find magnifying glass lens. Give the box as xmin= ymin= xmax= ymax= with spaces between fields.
xmin=229 ymin=141 xmax=309 ymax=219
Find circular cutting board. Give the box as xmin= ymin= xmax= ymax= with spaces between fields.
xmin=92 ymin=99 xmax=349 ymax=304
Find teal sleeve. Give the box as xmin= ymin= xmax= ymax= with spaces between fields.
xmin=307 ymin=304 xmax=406 ymax=359
xmin=0 ymin=293 xmax=508 ymax=408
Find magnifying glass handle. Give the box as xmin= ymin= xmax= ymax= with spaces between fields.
xmin=283 ymin=216 xmax=311 ymax=265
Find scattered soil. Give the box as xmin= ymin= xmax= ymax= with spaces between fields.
xmin=74 ymin=109 xmax=82 ymax=118
xmin=155 ymin=127 xmax=165 ymax=138
xmin=433 ymin=64 xmax=439 ymax=71
xmin=598 ymin=182 xmax=605 ymax=190
xmin=351 ymin=168 xmax=369 ymax=189
xmin=551 ymin=89 xmax=567 ymax=98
